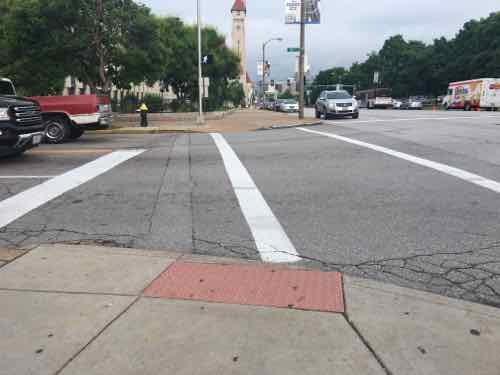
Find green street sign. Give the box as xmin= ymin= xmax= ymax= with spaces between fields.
xmin=287 ymin=47 xmax=301 ymax=53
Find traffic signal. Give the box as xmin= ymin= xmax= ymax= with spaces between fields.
xmin=202 ymin=54 xmax=214 ymax=65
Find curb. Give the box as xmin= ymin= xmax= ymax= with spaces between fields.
xmin=86 ymin=126 xmax=209 ymax=135
xmin=256 ymin=121 xmax=323 ymax=131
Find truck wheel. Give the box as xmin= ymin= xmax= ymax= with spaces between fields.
xmin=45 ymin=116 xmax=70 ymax=144
xmin=68 ymin=126 xmax=84 ymax=140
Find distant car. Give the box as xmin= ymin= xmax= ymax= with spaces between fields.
xmin=408 ymin=98 xmax=423 ymax=110
xmin=393 ymin=99 xmax=407 ymax=109
xmin=264 ymin=100 xmax=276 ymax=110
xmin=393 ymin=98 xmax=422 ymax=110
xmin=315 ymin=90 xmax=359 ymax=119
xmin=272 ymin=99 xmax=283 ymax=111
xmin=278 ymin=99 xmax=299 ymax=113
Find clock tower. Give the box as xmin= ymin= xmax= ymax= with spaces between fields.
xmin=231 ymin=0 xmax=252 ymax=105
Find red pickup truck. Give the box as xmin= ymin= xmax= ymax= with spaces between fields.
xmin=30 ymin=95 xmax=113 ymax=143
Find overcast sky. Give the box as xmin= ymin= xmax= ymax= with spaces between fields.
xmin=141 ymin=0 xmax=499 ymax=81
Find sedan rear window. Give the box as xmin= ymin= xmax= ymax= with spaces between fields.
xmin=327 ymin=91 xmax=351 ymax=99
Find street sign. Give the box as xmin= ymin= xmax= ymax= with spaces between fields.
xmin=257 ymin=62 xmax=264 ymax=77
xmin=285 ymin=0 xmax=321 ymax=25
xmin=202 ymin=54 xmax=214 ymax=65
xmin=202 ymin=77 xmax=210 ymax=98
xmin=287 ymin=47 xmax=301 ymax=52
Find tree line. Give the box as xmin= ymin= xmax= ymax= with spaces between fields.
xmin=0 ymin=0 xmax=244 ymax=111
xmin=312 ymin=11 xmax=500 ymax=100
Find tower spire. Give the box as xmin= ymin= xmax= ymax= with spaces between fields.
xmin=231 ymin=0 xmax=246 ymax=13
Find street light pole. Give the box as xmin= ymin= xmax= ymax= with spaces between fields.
xmin=298 ymin=1 xmax=306 ymax=119
xmin=261 ymin=38 xmax=283 ymax=103
xmin=197 ymin=0 xmax=204 ymax=125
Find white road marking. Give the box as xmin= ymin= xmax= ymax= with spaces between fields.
xmin=0 ymin=149 xmax=145 ymax=229
xmin=211 ymin=133 xmax=300 ymax=263
xmin=298 ymin=128 xmax=500 ymax=194
xmin=0 ymin=176 xmax=55 ymax=179
xmin=325 ymin=116 xmax=485 ymax=124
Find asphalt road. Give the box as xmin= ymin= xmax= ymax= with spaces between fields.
xmin=1 ymin=109 xmax=499 ymax=306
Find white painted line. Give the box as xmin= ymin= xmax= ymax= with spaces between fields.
xmin=0 ymin=149 xmax=145 ymax=229
xmin=298 ymin=128 xmax=500 ymax=194
xmin=0 ymin=176 xmax=56 ymax=179
xmin=211 ymin=133 xmax=300 ymax=263
xmin=326 ymin=116 xmax=481 ymax=124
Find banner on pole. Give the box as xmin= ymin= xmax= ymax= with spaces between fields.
xmin=285 ymin=0 xmax=321 ymax=25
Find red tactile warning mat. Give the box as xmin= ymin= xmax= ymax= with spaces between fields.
xmin=144 ymin=262 xmax=344 ymax=313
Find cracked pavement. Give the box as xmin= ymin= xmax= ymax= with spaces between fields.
xmin=1 ymin=110 xmax=500 ymax=307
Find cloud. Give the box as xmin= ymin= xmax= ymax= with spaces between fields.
xmin=141 ymin=0 xmax=499 ymax=80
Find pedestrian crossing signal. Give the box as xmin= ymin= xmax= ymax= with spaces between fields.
xmin=202 ymin=54 xmax=214 ymax=65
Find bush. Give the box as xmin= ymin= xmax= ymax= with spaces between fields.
xmin=119 ymin=93 xmax=140 ymax=113
xmin=142 ymin=94 xmax=164 ymax=113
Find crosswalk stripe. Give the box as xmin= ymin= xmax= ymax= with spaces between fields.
xmin=211 ymin=133 xmax=300 ymax=263
xmin=0 ymin=149 xmax=145 ymax=229
xmin=298 ymin=127 xmax=500 ymax=194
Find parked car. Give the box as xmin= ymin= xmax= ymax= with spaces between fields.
xmin=0 ymin=78 xmax=45 ymax=157
xmin=30 ymin=94 xmax=113 ymax=144
xmin=277 ymin=99 xmax=299 ymax=113
xmin=315 ymin=90 xmax=359 ymax=119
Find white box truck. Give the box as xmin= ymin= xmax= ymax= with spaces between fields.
xmin=443 ymin=78 xmax=500 ymax=111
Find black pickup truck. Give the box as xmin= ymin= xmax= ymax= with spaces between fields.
xmin=0 ymin=78 xmax=44 ymax=157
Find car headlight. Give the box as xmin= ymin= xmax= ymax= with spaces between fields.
xmin=352 ymin=100 xmax=358 ymax=108
xmin=329 ymin=102 xmax=335 ymax=109
xmin=0 ymin=107 xmax=10 ymax=121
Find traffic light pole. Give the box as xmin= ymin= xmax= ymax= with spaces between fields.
xmin=196 ymin=0 xmax=204 ymax=125
xmin=298 ymin=1 xmax=306 ymax=119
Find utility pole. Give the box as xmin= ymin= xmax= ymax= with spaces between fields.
xmin=261 ymin=38 xmax=282 ymax=103
xmin=262 ymin=44 xmax=266 ymax=103
xmin=197 ymin=0 xmax=204 ymax=125
xmin=298 ymin=1 xmax=306 ymax=119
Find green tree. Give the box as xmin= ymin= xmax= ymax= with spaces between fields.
xmin=225 ymin=80 xmax=245 ymax=107
xmin=1 ymin=0 xmax=163 ymax=95
xmin=159 ymin=20 xmax=240 ymax=110
xmin=278 ymin=89 xmax=296 ymax=99
xmin=1 ymin=0 xmax=70 ymax=95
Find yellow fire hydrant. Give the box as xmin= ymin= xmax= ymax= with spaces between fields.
xmin=139 ymin=103 xmax=149 ymax=127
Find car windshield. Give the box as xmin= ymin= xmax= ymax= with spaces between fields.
xmin=0 ymin=81 xmax=15 ymax=95
xmin=283 ymin=99 xmax=296 ymax=104
xmin=326 ymin=92 xmax=351 ymax=99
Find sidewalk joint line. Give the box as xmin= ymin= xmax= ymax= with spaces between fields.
xmin=0 ymin=287 xmax=137 ymax=298
xmin=54 ymin=295 xmax=141 ymax=375
xmin=343 ymin=314 xmax=393 ymax=375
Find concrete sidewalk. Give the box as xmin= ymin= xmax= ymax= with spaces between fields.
xmin=0 ymin=244 xmax=499 ymax=375
xmin=87 ymin=109 xmax=319 ymax=134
